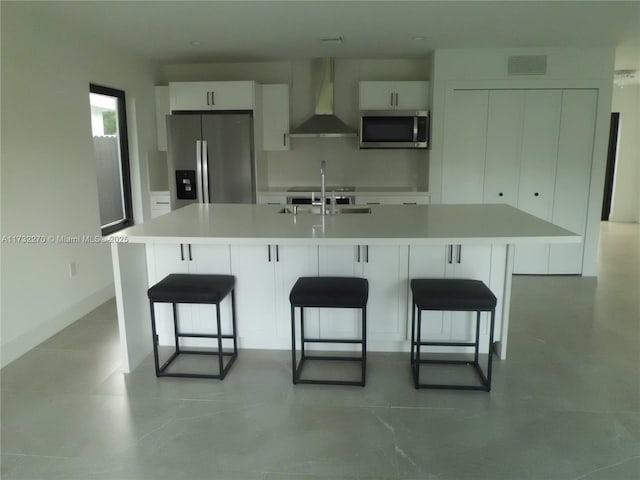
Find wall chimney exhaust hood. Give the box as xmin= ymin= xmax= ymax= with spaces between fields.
xmin=289 ymin=58 xmax=356 ymax=138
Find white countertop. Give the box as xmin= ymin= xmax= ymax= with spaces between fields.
xmin=113 ymin=203 xmax=580 ymax=246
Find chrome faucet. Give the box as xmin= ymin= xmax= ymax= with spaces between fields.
xmin=320 ymin=160 xmax=327 ymax=217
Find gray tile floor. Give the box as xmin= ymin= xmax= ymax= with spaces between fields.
xmin=2 ymin=222 xmax=639 ymax=480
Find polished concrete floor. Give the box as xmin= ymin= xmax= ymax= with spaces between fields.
xmin=2 ymin=222 xmax=639 ymax=480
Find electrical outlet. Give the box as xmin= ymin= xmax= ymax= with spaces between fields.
xmin=69 ymin=261 xmax=77 ymax=277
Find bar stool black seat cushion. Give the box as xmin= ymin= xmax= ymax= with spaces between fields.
xmin=290 ymin=277 xmax=369 ymax=308
xmin=411 ymin=279 xmax=497 ymax=311
xmin=148 ymin=274 xmax=235 ymax=304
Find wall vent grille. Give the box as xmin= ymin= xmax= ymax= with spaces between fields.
xmin=507 ymin=55 xmax=548 ymax=76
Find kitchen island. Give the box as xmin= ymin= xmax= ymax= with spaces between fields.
xmin=110 ymin=203 xmax=579 ymax=373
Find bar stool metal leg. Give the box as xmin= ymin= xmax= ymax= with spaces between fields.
xmin=150 ymin=300 xmax=161 ymax=377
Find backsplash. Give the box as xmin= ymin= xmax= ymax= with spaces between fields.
xmin=266 ymin=137 xmax=428 ymax=188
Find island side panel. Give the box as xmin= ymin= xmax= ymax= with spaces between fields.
xmin=111 ymin=242 xmax=152 ymax=373
xmin=495 ymin=244 xmax=516 ymax=360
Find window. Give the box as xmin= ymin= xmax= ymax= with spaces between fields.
xmin=89 ymin=84 xmax=133 ymax=235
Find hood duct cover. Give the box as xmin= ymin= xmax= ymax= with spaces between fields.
xmin=289 ymin=58 xmax=356 ymax=138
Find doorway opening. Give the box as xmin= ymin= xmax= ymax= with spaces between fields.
xmin=89 ymin=84 xmax=133 ymax=235
xmin=601 ymin=112 xmax=620 ymax=221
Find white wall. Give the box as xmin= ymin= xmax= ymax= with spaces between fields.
xmin=430 ymin=48 xmax=615 ymax=276
xmin=0 ymin=3 xmax=158 ymax=367
xmin=159 ymin=58 xmax=431 ymax=188
xmin=610 ymin=84 xmax=640 ymax=223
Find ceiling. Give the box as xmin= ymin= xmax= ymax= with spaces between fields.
xmin=22 ymin=1 xmax=640 ymax=70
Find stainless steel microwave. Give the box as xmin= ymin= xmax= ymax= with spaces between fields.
xmin=359 ymin=110 xmax=429 ymax=149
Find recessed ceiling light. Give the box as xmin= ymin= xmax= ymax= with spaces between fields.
xmin=412 ymin=36 xmax=427 ymax=41
xmin=190 ymin=41 xmax=203 ymax=46
xmin=320 ymin=36 xmax=343 ymax=44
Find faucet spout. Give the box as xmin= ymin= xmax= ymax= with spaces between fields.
xmin=320 ymin=161 xmax=327 ymax=217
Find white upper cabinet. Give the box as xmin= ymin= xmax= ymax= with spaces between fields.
xmin=169 ymin=81 xmax=255 ymax=111
xmin=359 ymin=81 xmax=429 ymax=110
xmin=261 ymin=84 xmax=290 ymax=151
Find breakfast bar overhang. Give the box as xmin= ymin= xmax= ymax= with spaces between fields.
xmin=110 ymin=203 xmax=580 ymax=373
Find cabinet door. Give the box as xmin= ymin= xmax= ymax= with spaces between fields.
xmin=147 ymin=244 xmax=190 ymax=345
xmin=262 ymin=84 xmax=290 ymax=151
xmin=549 ymin=90 xmax=597 ymax=274
xmin=514 ymin=90 xmax=562 ymax=274
xmin=317 ymin=246 xmax=363 ymax=340
xmin=442 ymin=90 xmax=489 ymax=204
xmin=448 ymin=245 xmax=493 ymax=352
xmin=359 ymin=81 xmax=396 ymax=110
xmin=188 ymin=245 xmax=233 ymax=342
xmin=408 ymin=246 xmax=447 ymax=341
xmin=229 ymin=245 xmax=276 ymax=342
xmin=170 ymin=81 xmax=254 ymax=111
xmin=274 ymin=245 xmax=319 ymax=343
xmin=483 ymin=90 xmax=524 ymax=206
xmin=364 ymin=246 xmax=408 ymax=341
xmin=395 ymin=81 xmax=429 ymax=110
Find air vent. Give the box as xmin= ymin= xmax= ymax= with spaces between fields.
xmin=507 ymin=55 xmax=547 ymax=76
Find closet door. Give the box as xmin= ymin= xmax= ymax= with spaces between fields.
xmin=483 ymin=90 xmax=525 ymax=207
xmin=442 ymin=90 xmax=489 ymax=204
xmin=549 ymin=90 xmax=597 ymax=274
xmin=513 ymin=90 xmax=562 ymax=274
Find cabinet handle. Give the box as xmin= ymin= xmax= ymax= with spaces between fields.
xmin=276 ymin=245 xmax=280 ymax=262
xmin=283 ymin=133 xmax=287 ymax=146
xmin=390 ymin=92 xmax=394 ymax=106
xmin=211 ymin=91 xmax=215 ymax=105
xmin=188 ymin=244 xmax=193 ymax=261
xmin=365 ymin=245 xmax=369 ymax=263
xmin=534 ymin=192 xmax=539 ymax=197
xmin=356 ymin=245 xmax=361 ymax=263
xmin=206 ymin=92 xmax=209 ymax=105
xmin=498 ymin=192 xmax=503 ymax=197
xmin=267 ymin=245 xmax=272 ymax=262
xmin=180 ymin=243 xmax=185 ymax=261
xmin=395 ymin=92 xmax=399 ymax=106
xmin=457 ymin=245 xmax=462 ymax=264
xmin=447 ymin=244 xmax=453 ymax=264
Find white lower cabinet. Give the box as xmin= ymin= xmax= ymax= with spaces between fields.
xmin=146 ymin=243 xmax=232 ymax=347
xmin=318 ymin=245 xmax=408 ymax=347
xmin=408 ymin=244 xmax=500 ymax=353
xmin=146 ymin=241 xmax=505 ymax=353
xmin=230 ymin=244 xmax=318 ymax=348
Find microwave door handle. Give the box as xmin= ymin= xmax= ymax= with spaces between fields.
xmin=413 ymin=116 xmax=418 ymax=142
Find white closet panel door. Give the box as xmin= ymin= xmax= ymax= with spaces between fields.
xmin=549 ymin=89 xmax=598 ymax=274
xmin=483 ymin=90 xmax=525 ymax=207
xmin=442 ymin=90 xmax=489 ymax=204
xmin=514 ymin=90 xmax=562 ymax=274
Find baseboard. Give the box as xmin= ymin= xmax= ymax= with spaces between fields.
xmin=1 ymin=284 xmax=115 ymax=368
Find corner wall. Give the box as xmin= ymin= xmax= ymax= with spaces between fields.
xmin=0 ymin=3 xmax=158 ymax=367
xmin=610 ymin=84 xmax=640 ymax=223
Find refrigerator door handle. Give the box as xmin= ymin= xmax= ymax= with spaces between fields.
xmin=195 ymin=140 xmax=204 ymax=203
xmin=202 ymin=140 xmax=210 ymax=203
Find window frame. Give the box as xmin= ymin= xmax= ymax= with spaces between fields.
xmin=90 ymin=83 xmax=134 ymax=236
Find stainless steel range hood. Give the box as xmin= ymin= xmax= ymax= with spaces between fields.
xmin=289 ymin=58 xmax=356 ymax=138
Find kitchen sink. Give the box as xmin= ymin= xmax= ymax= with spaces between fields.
xmin=278 ymin=206 xmax=371 ymax=215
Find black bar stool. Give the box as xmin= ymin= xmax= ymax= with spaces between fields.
xmin=147 ymin=273 xmax=237 ymax=379
xmin=289 ymin=276 xmax=369 ymax=386
xmin=410 ymin=278 xmax=497 ymax=391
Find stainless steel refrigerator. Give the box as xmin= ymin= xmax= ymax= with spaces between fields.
xmin=166 ymin=113 xmax=255 ymax=210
